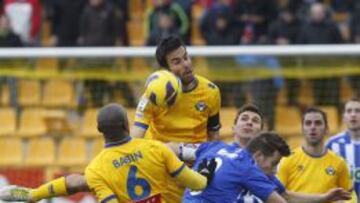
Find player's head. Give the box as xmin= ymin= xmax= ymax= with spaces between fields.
xmin=302 ymin=107 xmax=328 ymax=146
xmin=343 ymin=97 xmax=360 ymax=131
xmin=155 ymin=35 xmax=194 ymax=84
xmin=97 ymin=103 xmax=130 ymax=142
xmin=246 ymin=132 xmax=290 ymax=175
xmin=233 ymin=104 xmax=264 ymax=143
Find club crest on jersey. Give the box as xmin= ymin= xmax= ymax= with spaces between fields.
xmin=325 ymin=166 xmax=336 ymax=176
xmin=195 ymin=101 xmax=207 ymax=112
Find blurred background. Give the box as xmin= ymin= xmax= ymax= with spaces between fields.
xmin=0 ymin=0 xmax=359 ymax=202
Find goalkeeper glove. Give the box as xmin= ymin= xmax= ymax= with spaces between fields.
xmin=197 ymin=158 xmax=217 ymax=186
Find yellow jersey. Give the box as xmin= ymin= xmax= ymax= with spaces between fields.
xmin=134 ymin=75 xmax=221 ymax=143
xmin=277 ymin=147 xmax=352 ymax=203
xmin=85 ymin=138 xmax=186 ymax=203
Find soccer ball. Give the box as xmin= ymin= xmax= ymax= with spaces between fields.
xmin=144 ymin=70 xmax=182 ymax=107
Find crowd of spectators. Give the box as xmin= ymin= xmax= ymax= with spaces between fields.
xmin=0 ymin=0 xmax=359 ymax=129
xmin=0 ymin=0 xmax=357 ymax=47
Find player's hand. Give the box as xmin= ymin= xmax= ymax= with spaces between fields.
xmin=0 ymin=185 xmax=31 ymax=202
xmin=322 ymin=188 xmax=351 ymax=202
xmin=197 ymin=158 xmax=217 ymax=186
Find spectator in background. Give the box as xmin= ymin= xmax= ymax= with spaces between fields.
xmin=348 ymin=2 xmax=360 ymax=97
xmin=287 ymin=0 xmax=321 ymax=21
xmin=79 ymin=0 xmax=134 ymax=108
xmin=268 ymin=8 xmax=301 ymax=106
xmin=350 ymin=2 xmax=360 ymax=43
xmin=145 ymin=0 xmax=189 ymax=44
xmin=78 ymin=0 xmax=120 ymax=46
xmin=200 ymin=0 xmax=235 ymax=44
xmin=173 ymin=0 xmax=192 ymax=43
xmin=234 ymin=0 xmax=277 ymax=44
xmin=3 ymin=0 xmax=41 ymax=46
xmin=0 ymin=14 xmax=21 ymax=109
xmin=268 ymin=8 xmax=300 ymax=45
xmin=297 ymin=3 xmax=342 ymax=44
xmin=202 ymin=7 xmax=238 ymax=45
xmin=47 ymin=0 xmax=87 ymax=47
xmin=0 ymin=15 xmax=22 ymax=47
xmin=107 ymin=0 xmax=129 ymax=46
xmin=146 ymin=11 xmax=179 ymax=46
xmin=297 ymin=3 xmax=343 ymax=107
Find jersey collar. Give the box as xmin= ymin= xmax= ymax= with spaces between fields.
xmin=301 ymin=146 xmax=328 ymax=158
xmin=105 ymin=136 xmax=132 ymax=148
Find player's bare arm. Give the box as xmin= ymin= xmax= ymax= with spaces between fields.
xmin=282 ymin=188 xmax=352 ymax=203
xmin=266 ymin=191 xmax=287 ymax=203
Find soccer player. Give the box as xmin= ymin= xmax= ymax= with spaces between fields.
xmin=181 ymin=104 xmax=351 ymax=203
xmin=277 ymin=107 xmax=353 ymax=200
xmin=0 ymin=35 xmax=221 ymax=202
xmin=183 ymin=132 xmax=290 ymax=203
xmin=132 ymin=35 xmax=221 ymax=202
xmin=326 ymin=97 xmax=360 ymax=201
xmin=2 ymin=103 xmax=217 ymax=203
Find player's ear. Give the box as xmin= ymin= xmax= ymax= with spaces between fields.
xmin=252 ymin=151 xmax=264 ymax=163
xmin=97 ymin=125 xmax=103 ymax=134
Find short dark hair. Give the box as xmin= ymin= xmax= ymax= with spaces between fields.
xmin=97 ymin=103 xmax=128 ymax=139
xmin=302 ymin=107 xmax=328 ymax=129
xmin=155 ymin=35 xmax=184 ymax=69
xmin=234 ymin=104 xmax=264 ymax=129
xmin=247 ymin=132 xmax=291 ymax=157
xmin=345 ymin=97 xmax=360 ymax=105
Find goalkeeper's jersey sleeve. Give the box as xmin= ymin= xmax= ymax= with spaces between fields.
xmin=134 ymin=75 xmax=221 ymax=143
xmin=85 ymin=138 xmax=187 ymax=202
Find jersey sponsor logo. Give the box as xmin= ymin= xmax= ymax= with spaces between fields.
xmin=129 ymin=194 xmax=161 ymax=203
xmin=350 ymin=167 xmax=360 ymax=182
xmin=325 ymin=166 xmax=336 ymax=176
xmin=113 ymin=151 xmax=143 ymax=168
xmin=195 ymin=101 xmax=207 ymax=112
xmin=217 ymin=148 xmax=241 ymax=159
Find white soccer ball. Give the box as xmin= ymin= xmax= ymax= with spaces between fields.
xmin=144 ymin=70 xmax=182 ymax=107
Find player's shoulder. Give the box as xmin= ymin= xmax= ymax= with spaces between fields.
xmin=131 ymin=138 xmax=163 ymax=147
xmin=197 ymin=141 xmax=227 ymax=156
xmin=196 ymin=75 xmax=219 ymax=92
xmin=281 ymin=147 xmax=302 ymax=161
xmin=327 ymin=131 xmax=350 ymax=145
xmin=326 ymin=149 xmax=347 ymax=162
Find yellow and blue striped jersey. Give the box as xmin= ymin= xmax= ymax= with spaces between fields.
xmin=85 ymin=138 xmax=186 ymax=203
xmin=134 ymin=75 xmax=221 ymax=143
xmin=277 ymin=147 xmax=352 ymax=203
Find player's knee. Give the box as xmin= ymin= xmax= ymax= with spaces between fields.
xmin=65 ymin=174 xmax=89 ymax=194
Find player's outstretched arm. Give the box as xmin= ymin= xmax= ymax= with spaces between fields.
xmin=0 ymin=174 xmax=89 ymax=202
xmin=283 ymin=188 xmax=352 ymax=203
xmin=174 ymin=159 xmax=217 ymax=190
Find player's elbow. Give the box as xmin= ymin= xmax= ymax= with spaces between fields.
xmin=65 ymin=174 xmax=90 ymax=194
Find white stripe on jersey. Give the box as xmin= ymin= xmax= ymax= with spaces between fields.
xmin=331 ymin=142 xmax=341 ymax=155
xmin=345 ymin=144 xmax=355 ymax=167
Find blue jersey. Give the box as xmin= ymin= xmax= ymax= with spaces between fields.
xmin=326 ymin=131 xmax=360 ymax=198
xmin=182 ymin=142 xmax=278 ymax=203
xmin=237 ymin=175 xmax=285 ymax=203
